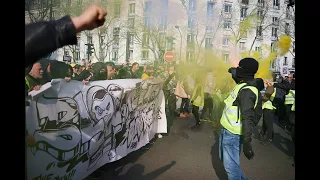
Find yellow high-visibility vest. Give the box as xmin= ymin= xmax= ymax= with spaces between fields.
xmin=220 ymin=83 xmax=258 ymax=135
xmin=262 ymin=88 xmax=277 ymax=110
xmin=191 ymin=84 xmax=204 ymax=107
xmin=285 ymin=90 xmax=295 ymax=105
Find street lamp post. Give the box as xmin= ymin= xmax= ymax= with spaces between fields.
xmin=175 ymin=25 xmax=182 ymax=61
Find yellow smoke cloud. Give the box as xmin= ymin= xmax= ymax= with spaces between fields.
xmin=240 ymin=48 xmax=277 ymax=80
xmin=278 ymin=35 xmax=292 ymax=56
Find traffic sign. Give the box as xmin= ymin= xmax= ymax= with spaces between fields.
xmin=164 ymin=51 xmax=175 ymax=62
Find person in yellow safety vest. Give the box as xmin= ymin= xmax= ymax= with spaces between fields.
xmin=284 ymin=88 xmax=295 ymax=131
xmin=288 ymin=89 xmax=295 ymax=166
xmin=219 ymin=58 xmax=264 ymax=180
xmin=260 ymin=85 xmax=277 ymax=143
xmin=190 ymin=81 xmax=204 ymax=128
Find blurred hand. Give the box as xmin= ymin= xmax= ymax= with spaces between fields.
xmin=65 ymin=77 xmax=71 ymax=82
xmin=72 ymin=4 xmax=108 ymax=33
xmin=33 ymin=85 xmax=41 ymax=91
xmin=82 ymin=80 xmax=89 ymax=85
xmin=26 ymin=134 xmax=36 ymax=146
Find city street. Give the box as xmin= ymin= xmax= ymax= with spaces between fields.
xmin=85 ymin=115 xmax=295 ymax=180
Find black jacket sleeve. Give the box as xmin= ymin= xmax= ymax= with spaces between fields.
xmin=238 ymin=88 xmax=256 ymax=143
xmin=25 ymin=16 xmax=77 ymax=67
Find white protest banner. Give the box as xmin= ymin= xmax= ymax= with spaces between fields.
xmin=26 ymin=78 xmax=167 ymax=180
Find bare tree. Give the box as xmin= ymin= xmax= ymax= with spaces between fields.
xmin=25 ymin=0 xmax=56 ymax=23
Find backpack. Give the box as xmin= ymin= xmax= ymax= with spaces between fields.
xmin=233 ymin=84 xmax=263 ymax=126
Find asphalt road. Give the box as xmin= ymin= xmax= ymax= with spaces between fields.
xmin=85 ymin=115 xmax=295 ymax=180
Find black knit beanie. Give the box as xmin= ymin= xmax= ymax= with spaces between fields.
xmin=236 ymin=58 xmax=259 ymax=81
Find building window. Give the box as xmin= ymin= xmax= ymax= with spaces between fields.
xmin=99 ymin=35 xmax=105 ymax=45
xmin=188 ymin=18 xmax=195 ymax=29
xmin=113 ymin=27 xmax=120 ymax=46
xmin=114 ymin=3 xmax=120 ymax=17
xmin=207 ymin=2 xmax=214 ymax=17
xmin=159 ymin=16 xmax=167 ymax=30
xmin=144 ymin=1 xmax=152 ymax=13
xmin=257 ymin=10 xmax=264 ymax=18
xmin=224 ymin=54 xmax=229 ymax=63
xmin=239 ymin=42 xmax=245 ymax=50
xmin=129 ymin=3 xmax=135 ymax=14
xmin=258 ymin=0 xmax=265 ymax=7
xmin=67 ymin=0 xmax=71 ymax=7
xmin=186 ymin=51 xmax=194 ymax=62
xmin=271 ymin=27 xmax=278 ymax=37
xmin=256 ymin=26 xmax=262 ymax=36
xmin=286 ymin=7 xmax=290 ymax=18
xmin=273 ymin=0 xmax=279 ymax=7
xmin=283 ymin=57 xmax=288 ymax=65
xmin=167 ymin=39 xmax=173 ymax=50
xmin=285 ymin=23 xmax=290 ymax=35
xmin=129 ymin=50 xmax=133 ymax=59
xmin=255 ymin=47 xmax=261 ymax=51
xmin=240 ymin=7 xmax=248 ymax=19
xmin=129 ymin=34 xmax=134 ymax=45
xmin=292 ymin=58 xmax=295 ymax=67
xmin=293 ymin=41 xmax=295 ymax=52
xmin=205 ymin=38 xmax=212 ymax=49
xmin=271 ymin=60 xmax=275 ymax=69
xmin=52 ymin=10 xmax=55 ymax=20
xmin=129 ymin=18 xmax=135 ymax=29
xmin=142 ymin=50 xmax=149 ymax=59
xmin=76 ymin=51 xmax=80 ymax=63
xmin=144 ymin=16 xmax=151 ymax=28
xmin=224 ymin=4 xmax=232 ymax=13
xmin=224 ymin=20 xmax=231 ymax=29
xmin=77 ymin=0 xmax=82 ymax=5
xmin=223 ymin=36 xmax=229 ymax=46
xmin=87 ymin=34 xmax=92 ymax=44
xmin=112 ymin=51 xmax=118 ymax=61
xmin=272 ymin=17 xmax=279 ymax=25
xmin=206 ymin=25 xmax=213 ymax=32
xmin=187 ymin=34 xmax=194 ymax=46
xmin=242 ymin=0 xmax=249 ymax=5
xmin=159 ymin=33 xmax=166 ymax=48
xmin=142 ymin=33 xmax=149 ymax=47
xmin=271 ymin=42 xmax=276 ymax=52
xmin=189 ymin=0 xmax=196 ymax=11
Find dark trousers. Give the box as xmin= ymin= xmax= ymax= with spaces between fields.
xmin=201 ymin=93 xmax=213 ymax=120
xmin=261 ymin=109 xmax=275 ymax=140
xmin=290 ymin=111 xmax=295 ymax=162
xmin=285 ymin=104 xmax=293 ymax=127
xmin=291 ymin=125 xmax=295 ymax=162
xmin=180 ymin=98 xmax=189 ymax=114
xmin=164 ymin=90 xmax=176 ymax=115
xmin=192 ymin=105 xmax=200 ymax=125
xmin=278 ymin=103 xmax=286 ymax=125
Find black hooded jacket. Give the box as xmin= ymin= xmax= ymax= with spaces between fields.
xmin=237 ymin=78 xmax=264 ymax=143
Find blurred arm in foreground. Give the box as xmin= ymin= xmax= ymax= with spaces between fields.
xmin=25 ymin=4 xmax=107 ymax=67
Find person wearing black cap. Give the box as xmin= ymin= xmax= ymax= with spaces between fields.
xmin=219 ymin=58 xmax=264 ymax=180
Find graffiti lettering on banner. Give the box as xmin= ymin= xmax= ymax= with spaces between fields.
xmin=26 ymin=79 xmax=167 ymax=180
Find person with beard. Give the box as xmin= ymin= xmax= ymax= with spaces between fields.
xmin=219 ymin=58 xmax=264 ymax=180
xmin=89 ymin=62 xmax=107 ymax=81
xmin=38 ymin=58 xmax=52 ymax=83
xmin=25 ymin=61 xmax=44 ymax=96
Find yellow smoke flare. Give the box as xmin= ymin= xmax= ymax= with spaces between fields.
xmin=278 ymin=35 xmax=292 ymax=56
xmin=240 ymin=49 xmax=277 ymax=80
